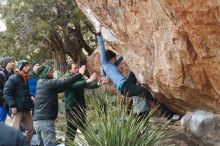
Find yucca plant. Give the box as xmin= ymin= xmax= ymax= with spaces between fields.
xmin=66 ymin=87 xmax=173 ymax=146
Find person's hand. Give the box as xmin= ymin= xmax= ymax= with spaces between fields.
xmin=138 ymin=72 xmax=145 ymax=84
xmin=11 ymin=107 xmax=17 ymax=118
xmin=96 ymin=23 xmax=102 ymax=33
xmin=31 ymin=96 xmax=35 ymax=103
xmin=79 ymin=65 xmax=86 ymax=75
xmin=98 ymin=76 xmax=109 ymax=85
xmin=87 ymin=73 xmax=97 ymax=83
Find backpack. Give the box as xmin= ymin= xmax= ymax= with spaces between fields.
xmin=0 ymin=70 xmax=6 ymax=103
xmin=0 ymin=70 xmax=6 ymax=83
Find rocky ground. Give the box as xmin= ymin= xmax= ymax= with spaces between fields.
xmin=158 ymin=122 xmax=205 ymax=146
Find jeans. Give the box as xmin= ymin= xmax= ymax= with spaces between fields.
xmin=33 ymin=120 xmax=56 ymax=146
xmin=0 ymin=107 xmax=8 ymax=122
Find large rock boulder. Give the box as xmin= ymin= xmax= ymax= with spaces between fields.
xmin=181 ymin=111 xmax=220 ymax=146
xmin=77 ymin=0 xmax=220 ymax=114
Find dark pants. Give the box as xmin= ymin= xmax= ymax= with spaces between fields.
xmin=120 ymin=81 xmax=154 ymax=101
xmin=121 ymin=82 xmax=174 ymax=119
xmin=121 ymin=72 xmax=175 ymax=119
xmin=65 ymin=106 xmax=86 ymax=145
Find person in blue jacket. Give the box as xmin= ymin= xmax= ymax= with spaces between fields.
xmin=96 ymin=24 xmax=153 ymax=101
xmin=28 ymin=62 xmax=40 ymax=115
xmin=96 ymin=24 xmax=174 ymax=119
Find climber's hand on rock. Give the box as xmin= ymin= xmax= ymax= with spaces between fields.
xmin=96 ymin=23 xmax=102 ymax=33
xmin=79 ymin=65 xmax=86 ymax=75
xmin=87 ymin=73 xmax=97 ymax=83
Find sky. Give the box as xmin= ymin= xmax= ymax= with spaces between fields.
xmin=0 ymin=0 xmax=7 ymax=32
xmin=0 ymin=20 xmax=6 ymax=32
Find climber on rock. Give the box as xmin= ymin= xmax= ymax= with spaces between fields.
xmin=95 ymin=23 xmax=175 ymax=119
xmin=96 ymin=24 xmax=153 ymax=101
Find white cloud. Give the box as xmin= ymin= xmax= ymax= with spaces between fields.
xmin=0 ymin=0 xmax=7 ymax=31
xmin=0 ymin=20 xmax=6 ymax=32
xmin=0 ymin=0 xmax=7 ymax=5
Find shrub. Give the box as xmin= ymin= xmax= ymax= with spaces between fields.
xmin=66 ymin=88 xmax=172 ymax=146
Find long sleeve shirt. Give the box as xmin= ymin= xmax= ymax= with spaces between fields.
xmin=28 ymin=73 xmax=39 ymax=97
xmin=101 ymin=56 xmax=124 ymax=76
xmin=64 ymin=73 xmax=99 ymax=110
xmin=97 ymin=34 xmax=126 ymax=91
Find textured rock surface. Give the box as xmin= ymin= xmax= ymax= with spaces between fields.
xmin=181 ymin=111 xmax=220 ymax=146
xmin=77 ymin=0 xmax=220 ymax=114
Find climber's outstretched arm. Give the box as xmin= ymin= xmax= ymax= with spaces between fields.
xmin=96 ymin=25 xmax=108 ymax=64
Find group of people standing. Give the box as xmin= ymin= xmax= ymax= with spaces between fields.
xmin=0 ymin=59 xmax=39 ymax=145
xmin=0 ymin=58 xmax=108 ymax=146
xmin=0 ymin=23 xmax=175 ymax=146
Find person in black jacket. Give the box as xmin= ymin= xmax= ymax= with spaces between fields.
xmin=0 ymin=122 xmax=25 ymax=146
xmin=0 ymin=56 xmax=15 ymax=122
xmin=3 ymin=60 xmax=34 ymax=144
xmin=33 ymin=64 xmax=86 ymax=146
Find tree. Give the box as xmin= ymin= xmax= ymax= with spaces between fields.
xmin=0 ymin=0 xmax=96 ymax=73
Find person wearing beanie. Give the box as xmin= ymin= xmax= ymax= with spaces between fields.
xmin=3 ymin=60 xmax=35 ymax=143
xmin=1 ymin=56 xmax=14 ymax=68
xmin=16 ymin=60 xmax=30 ymax=71
xmin=32 ymin=61 xmax=40 ymax=68
xmin=0 ymin=56 xmax=15 ymax=122
xmin=33 ymin=65 xmax=86 ymax=146
xmin=37 ymin=65 xmax=52 ymax=79
xmin=28 ymin=62 xmax=40 ymax=116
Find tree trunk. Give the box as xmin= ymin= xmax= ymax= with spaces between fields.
xmin=64 ymin=25 xmax=94 ymax=64
xmin=43 ymin=31 xmax=67 ymax=74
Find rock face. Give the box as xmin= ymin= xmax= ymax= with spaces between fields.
xmin=77 ymin=0 xmax=220 ymax=114
xmin=181 ymin=111 xmax=220 ymax=146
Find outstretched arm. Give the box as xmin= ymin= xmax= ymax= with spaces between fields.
xmin=45 ymin=65 xmax=86 ymax=91
xmin=96 ymin=25 xmax=107 ymax=64
xmin=70 ymin=73 xmax=97 ymax=89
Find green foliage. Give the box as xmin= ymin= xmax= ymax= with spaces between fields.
xmin=66 ymin=88 xmax=173 ymax=146
xmin=0 ymin=0 xmax=96 ymax=63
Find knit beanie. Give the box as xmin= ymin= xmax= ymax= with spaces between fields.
xmin=37 ymin=65 xmax=52 ymax=79
xmin=1 ymin=57 xmax=14 ymax=68
xmin=32 ymin=61 xmax=40 ymax=67
xmin=16 ymin=60 xmax=29 ymax=71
